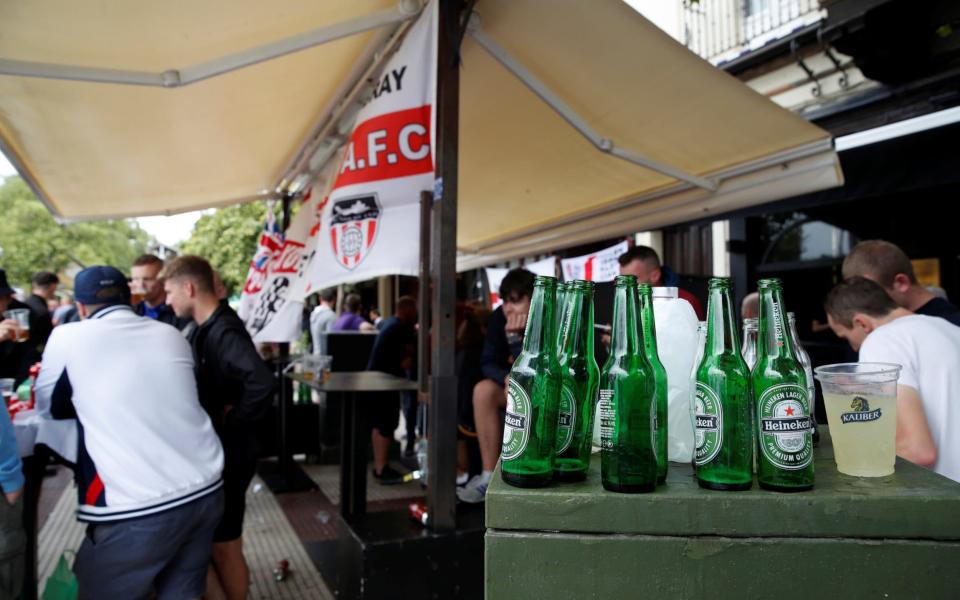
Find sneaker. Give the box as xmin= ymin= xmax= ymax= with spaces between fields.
xmin=373 ymin=465 xmax=406 ymax=485
xmin=456 ymin=472 xmax=470 ymax=487
xmin=404 ymin=439 xmax=416 ymax=458
xmin=456 ymin=474 xmax=490 ymax=504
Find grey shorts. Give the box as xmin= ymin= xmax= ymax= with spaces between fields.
xmin=75 ymin=488 xmax=224 ymax=600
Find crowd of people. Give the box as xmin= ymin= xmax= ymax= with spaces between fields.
xmin=455 ymin=240 xmax=960 ymax=503
xmin=0 ymin=255 xmax=273 ymax=599
xmin=2 ymin=236 xmax=959 ymax=595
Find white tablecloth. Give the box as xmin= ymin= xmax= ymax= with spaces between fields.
xmin=12 ymin=410 xmax=78 ymax=463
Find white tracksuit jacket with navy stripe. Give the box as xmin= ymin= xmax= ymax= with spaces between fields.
xmin=34 ymin=305 xmax=224 ymax=522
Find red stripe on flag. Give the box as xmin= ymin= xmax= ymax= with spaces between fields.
xmin=332 ymin=105 xmax=433 ymax=190
xmin=86 ymin=474 xmax=104 ymax=506
xmin=584 ymin=257 xmax=596 ymax=281
xmin=367 ymin=220 xmax=377 ymax=248
xmin=330 ymin=227 xmax=338 ymax=255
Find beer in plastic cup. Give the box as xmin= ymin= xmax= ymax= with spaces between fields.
xmin=814 ymin=363 xmax=901 ymax=477
xmin=3 ymin=309 xmax=30 ymax=342
xmin=302 ymin=354 xmax=333 ymax=383
xmin=0 ymin=378 xmax=14 ymax=404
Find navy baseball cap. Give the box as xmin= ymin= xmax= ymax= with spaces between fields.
xmin=74 ymin=266 xmax=130 ymax=305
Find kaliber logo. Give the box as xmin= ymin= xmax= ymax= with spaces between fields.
xmin=329 ymin=194 xmax=381 ymax=270
xmin=501 ymin=379 xmax=532 ymax=461
xmin=840 ymin=396 xmax=882 ymax=424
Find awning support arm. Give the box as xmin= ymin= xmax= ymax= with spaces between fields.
xmin=468 ymin=23 xmax=718 ymax=192
xmin=0 ymin=1 xmax=422 ymax=88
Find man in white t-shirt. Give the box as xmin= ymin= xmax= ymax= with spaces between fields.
xmin=824 ymin=277 xmax=960 ymax=482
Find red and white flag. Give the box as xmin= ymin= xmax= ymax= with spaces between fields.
xmin=302 ymin=0 xmax=437 ymax=288
xmin=560 ymin=241 xmax=628 ymax=282
xmin=485 ymin=256 xmax=557 ymax=307
xmin=240 ymin=2 xmax=437 ymax=342
xmin=237 ymin=203 xmax=284 ymax=337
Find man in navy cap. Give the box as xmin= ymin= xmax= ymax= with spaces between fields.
xmin=35 ymin=266 xmax=225 ymax=599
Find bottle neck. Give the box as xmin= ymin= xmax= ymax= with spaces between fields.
xmin=610 ymin=284 xmax=640 ymax=357
xmin=705 ymin=286 xmax=740 ymax=356
xmin=523 ymin=283 xmax=556 ymax=356
xmin=757 ymin=287 xmax=794 ymax=359
xmin=562 ymin=287 xmax=594 ymax=360
xmin=638 ymin=288 xmax=659 ymax=356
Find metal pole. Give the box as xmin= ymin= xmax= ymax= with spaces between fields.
xmin=427 ymin=0 xmax=461 ymax=532
xmin=418 ymin=191 xmax=432 ymax=400
xmin=278 ymin=193 xmax=294 ymax=478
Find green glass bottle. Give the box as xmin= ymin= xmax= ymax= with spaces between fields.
xmin=637 ymin=283 xmax=668 ymax=484
xmin=555 ymin=282 xmax=571 ymax=356
xmin=694 ymin=278 xmax=753 ymax=491
xmin=752 ymin=278 xmax=814 ymax=492
xmin=554 ymin=280 xmax=600 ymax=482
xmin=501 ymin=275 xmax=563 ymax=488
xmin=599 ymin=275 xmax=657 ymax=493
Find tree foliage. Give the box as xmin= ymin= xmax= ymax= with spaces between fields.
xmin=0 ymin=176 xmax=153 ymax=288
xmin=180 ymin=201 xmax=269 ymax=296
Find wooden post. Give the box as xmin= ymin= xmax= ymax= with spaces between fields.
xmin=427 ymin=0 xmax=461 ymax=532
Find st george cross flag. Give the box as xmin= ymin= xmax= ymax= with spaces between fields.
xmin=485 ymin=256 xmax=557 ymax=307
xmin=301 ymin=0 xmax=437 ymax=289
xmin=560 ymin=241 xmax=628 ymax=282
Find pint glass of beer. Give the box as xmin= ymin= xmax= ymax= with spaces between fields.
xmin=3 ymin=309 xmax=30 ymax=342
xmin=814 ymin=363 xmax=901 ymax=477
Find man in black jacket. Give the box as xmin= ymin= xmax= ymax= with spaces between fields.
xmin=163 ymin=256 xmax=275 ymax=600
xmin=131 ymin=254 xmax=190 ymax=329
xmin=0 ymin=268 xmax=41 ymax=385
xmin=458 ymin=268 xmax=534 ymax=504
xmin=24 ymin=271 xmax=58 ymax=350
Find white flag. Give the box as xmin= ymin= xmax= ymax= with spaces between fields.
xmin=485 ymin=256 xmax=556 ymax=307
xmin=237 ymin=204 xmax=284 ymax=338
xmin=301 ymin=0 xmax=437 ymax=290
xmin=239 ymin=2 xmax=438 ymax=343
xmin=560 ymin=241 xmax=628 ymax=282
xmin=248 ymin=187 xmax=326 ymax=343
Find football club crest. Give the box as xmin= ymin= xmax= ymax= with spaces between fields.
xmin=329 ymin=194 xmax=382 ymax=270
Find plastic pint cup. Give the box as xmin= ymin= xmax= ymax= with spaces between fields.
xmin=814 ymin=363 xmax=901 ymax=477
xmin=3 ymin=309 xmax=30 ymax=342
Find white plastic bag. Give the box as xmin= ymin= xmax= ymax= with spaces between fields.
xmin=652 ymin=287 xmax=699 ymax=463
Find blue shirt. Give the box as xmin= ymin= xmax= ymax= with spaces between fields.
xmin=0 ymin=409 xmax=24 ymax=494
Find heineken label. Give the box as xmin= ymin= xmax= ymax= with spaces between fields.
xmin=757 ymin=384 xmax=812 ymax=470
xmin=771 ymin=298 xmax=785 ymax=344
xmin=598 ymin=388 xmax=614 ymax=450
xmin=694 ymin=383 xmax=723 ymax=466
xmin=841 ymin=396 xmax=882 ymax=424
xmin=501 ymin=379 xmax=531 ymax=461
xmin=556 ymin=385 xmax=577 ymax=454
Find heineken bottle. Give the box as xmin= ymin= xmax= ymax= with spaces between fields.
xmin=694 ymin=278 xmax=753 ymax=491
xmin=555 ymin=282 xmax=571 ymax=356
xmin=752 ymin=279 xmax=814 ymax=492
xmin=741 ymin=317 xmax=758 ymax=370
xmin=554 ymin=280 xmax=600 ymax=482
xmin=637 ymin=283 xmax=668 ymax=484
xmin=599 ymin=275 xmax=657 ymax=493
xmin=788 ymin=312 xmax=820 ymax=446
xmin=501 ymin=275 xmax=563 ymax=488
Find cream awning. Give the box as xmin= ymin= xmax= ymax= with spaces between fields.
xmin=0 ymin=0 xmax=842 ymax=267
